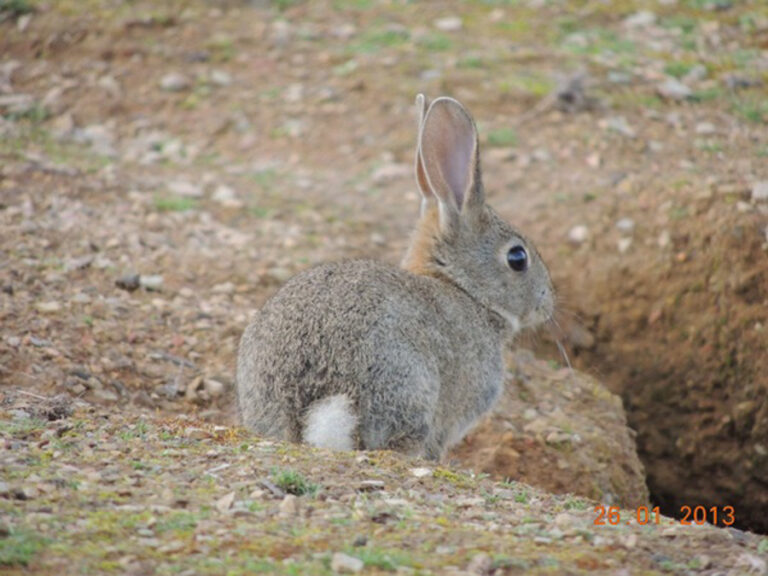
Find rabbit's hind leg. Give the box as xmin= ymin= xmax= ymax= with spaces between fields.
xmin=302 ymin=394 xmax=358 ymax=451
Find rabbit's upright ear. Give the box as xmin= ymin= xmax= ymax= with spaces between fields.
xmin=414 ymin=94 xmax=433 ymax=212
xmin=418 ymin=97 xmax=484 ymax=229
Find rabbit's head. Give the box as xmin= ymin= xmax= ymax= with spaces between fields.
xmin=403 ymin=95 xmax=554 ymax=332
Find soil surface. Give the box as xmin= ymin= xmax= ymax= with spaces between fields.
xmin=2 ymin=390 xmax=767 ymax=575
xmin=1 ymin=0 xmax=768 ymax=569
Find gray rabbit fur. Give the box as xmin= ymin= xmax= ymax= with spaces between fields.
xmin=236 ymin=95 xmax=554 ymax=460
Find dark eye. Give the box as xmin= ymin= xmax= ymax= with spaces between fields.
xmin=507 ymin=246 xmax=528 ymax=272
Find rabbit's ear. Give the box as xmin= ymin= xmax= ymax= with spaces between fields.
xmin=414 ymin=94 xmax=433 ymax=210
xmin=418 ymin=97 xmax=483 ymax=224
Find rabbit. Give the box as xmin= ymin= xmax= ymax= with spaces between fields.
xmin=236 ymin=94 xmax=554 ymax=461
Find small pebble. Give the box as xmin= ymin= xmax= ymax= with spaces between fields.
xmin=167 ymin=180 xmax=203 ymax=198
xmin=616 ymin=218 xmax=635 ymax=235
xmin=466 ymin=553 xmax=492 ymax=574
xmin=331 ymin=552 xmax=364 ymax=574
xmin=656 ymin=78 xmax=692 ymax=101
xmin=358 ymin=480 xmax=385 ymax=492
xmin=695 ymin=122 xmax=716 ymax=135
xmin=278 ymin=494 xmax=299 ymax=518
xmin=210 ymin=69 xmax=232 ymax=87
xmin=116 ymin=274 xmax=141 ymax=292
xmin=203 ymin=379 xmax=226 ymax=398
xmin=139 ymin=275 xmax=164 ymax=291
xmin=600 ymin=116 xmax=636 ymax=138
xmin=160 ymin=72 xmax=191 ymax=92
xmin=568 ymin=225 xmax=589 ymax=245
xmin=434 ymin=16 xmax=462 ymax=32
xmin=623 ymin=10 xmax=656 ymax=28
xmin=215 ymin=491 xmax=235 ymax=513
xmin=751 ymin=181 xmax=768 ymax=203
xmin=618 ymin=238 xmax=633 ymax=253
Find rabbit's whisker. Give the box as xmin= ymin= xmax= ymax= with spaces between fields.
xmin=548 ymin=317 xmax=573 ymax=374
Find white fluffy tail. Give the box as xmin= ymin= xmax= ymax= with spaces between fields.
xmin=303 ymin=394 xmax=357 ymax=451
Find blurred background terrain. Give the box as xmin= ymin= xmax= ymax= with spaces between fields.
xmin=1 ymin=0 xmax=767 ymax=537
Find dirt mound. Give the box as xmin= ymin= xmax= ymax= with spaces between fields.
xmin=452 ymin=350 xmax=649 ymax=509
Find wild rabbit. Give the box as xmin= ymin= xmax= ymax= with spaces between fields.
xmin=237 ymin=95 xmax=554 ymax=460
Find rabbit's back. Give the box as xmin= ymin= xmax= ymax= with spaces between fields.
xmin=236 ymin=259 xmax=505 ymax=456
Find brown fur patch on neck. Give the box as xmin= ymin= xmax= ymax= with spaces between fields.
xmin=401 ymin=204 xmax=443 ymax=277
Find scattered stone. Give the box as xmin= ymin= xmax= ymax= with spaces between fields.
xmin=278 ymin=494 xmax=299 ymax=518
xmin=36 ymin=301 xmax=62 ymax=313
xmin=211 ymin=184 xmax=242 ymax=207
xmin=618 ymin=238 xmax=633 ymax=253
xmin=751 ymin=181 xmax=768 ymax=203
xmin=433 ymin=16 xmax=462 ymax=32
xmin=357 ymin=480 xmax=385 ymax=492
xmin=555 ymin=71 xmax=594 ymax=113
xmin=684 ymin=64 xmax=708 ymax=82
xmin=723 ymin=74 xmax=762 ymax=91
xmin=656 ymin=78 xmax=692 ymax=101
xmin=370 ymin=232 xmax=386 ymax=246
xmin=622 ymin=10 xmax=656 ymax=28
xmin=466 ymin=553 xmax=492 ymax=575
xmin=532 ymin=148 xmax=551 ymax=162
xmin=133 ymin=391 xmax=155 ymax=409
xmin=284 ymin=83 xmax=303 ymax=103
xmin=0 ymin=94 xmax=37 ymax=116
xmin=98 ymin=75 xmax=122 ymax=97
xmin=600 ymin=116 xmax=636 ymax=138
xmin=331 ymin=552 xmax=364 ymax=574
xmin=116 ymin=274 xmax=141 ymax=292
xmin=209 ymin=69 xmax=232 ymax=87
xmin=554 ymin=512 xmax=574 ymax=529
xmin=185 ymin=427 xmax=209 ymax=440
xmin=616 ymin=218 xmax=635 ymax=235
xmin=607 ymin=71 xmax=632 ymax=84
xmin=371 ymin=163 xmax=410 ymax=184
xmin=410 ymin=467 xmax=433 ymax=478
xmin=93 ymin=388 xmax=119 ymax=403
xmin=212 ymin=282 xmax=235 ymax=295
xmin=586 ymin=152 xmax=601 ymax=168
xmin=568 ymin=225 xmax=589 ymax=245
xmin=160 ymin=72 xmax=191 ymax=92
xmin=203 ymin=379 xmax=226 ymax=398
xmin=139 ymin=275 xmax=164 ymax=291
xmin=215 ymin=491 xmax=236 ymax=513
xmin=695 ymin=122 xmax=716 ymax=135
xmin=624 ymin=533 xmax=639 ymax=548
xmin=69 ymin=123 xmax=117 ymax=157
xmin=167 ymin=180 xmax=203 ymax=198
xmin=64 ymin=255 xmax=94 ymax=272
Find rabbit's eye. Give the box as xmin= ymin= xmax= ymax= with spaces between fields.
xmin=507 ymin=246 xmax=528 ymax=272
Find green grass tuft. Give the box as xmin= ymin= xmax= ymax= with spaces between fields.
xmin=487 ymin=127 xmax=517 ymax=147
xmin=153 ymin=196 xmax=198 ymax=212
xmin=348 ymin=547 xmax=413 ymax=571
xmin=351 ymin=28 xmax=409 ymax=54
xmin=0 ymin=528 xmax=48 ymax=567
xmin=272 ymin=468 xmax=320 ymax=497
xmin=0 ymin=0 xmax=34 ymax=19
